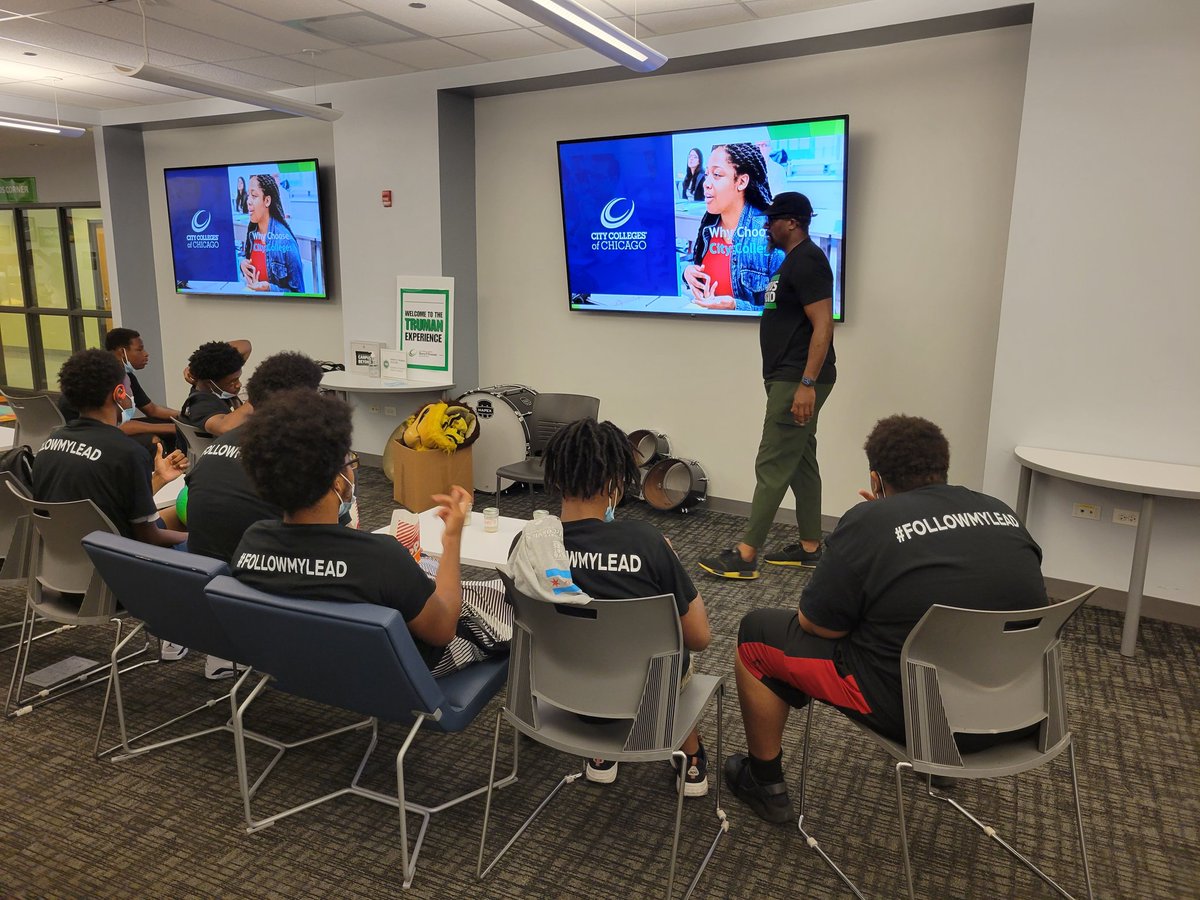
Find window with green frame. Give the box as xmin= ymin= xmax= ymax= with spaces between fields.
xmin=0 ymin=205 xmax=111 ymax=393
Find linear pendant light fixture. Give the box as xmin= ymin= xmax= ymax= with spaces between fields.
xmin=113 ymin=62 xmax=342 ymax=122
xmin=499 ymin=0 xmax=666 ymax=72
xmin=0 ymin=114 xmax=85 ymax=138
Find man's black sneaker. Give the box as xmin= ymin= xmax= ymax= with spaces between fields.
xmin=671 ymin=744 xmax=709 ymax=798
xmin=698 ymin=548 xmax=759 ymax=580
xmin=723 ymin=753 xmax=795 ymax=824
xmin=762 ymin=543 xmax=823 ymax=568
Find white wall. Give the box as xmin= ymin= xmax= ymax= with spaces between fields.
xmin=141 ymin=118 xmax=343 ymax=407
xmin=1 ymin=135 xmax=99 ymax=203
xmin=474 ymin=26 xmax=1031 ymax=516
xmin=984 ymin=0 xmax=1200 ymax=603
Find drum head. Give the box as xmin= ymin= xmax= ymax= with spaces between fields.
xmin=455 ymin=389 xmax=535 ymax=493
xmin=629 ymin=429 xmax=672 ymax=468
xmin=643 ymin=458 xmax=707 ymax=511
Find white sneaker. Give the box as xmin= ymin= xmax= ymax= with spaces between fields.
xmin=585 ymin=758 xmax=618 ymax=784
xmin=160 ymin=642 xmax=189 ymax=661
xmin=204 ymin=655 xmax=239 ymax=680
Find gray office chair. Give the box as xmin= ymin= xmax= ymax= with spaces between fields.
xmin=795 ymin=588 xmax=1098 ymax=900
xmin=172 ymin=417 xmax=215 ymax=469
xmin=0 ymin=473 xmax=39 ymax=653
xmin=4 ymin=486 xmax=149 ymax=718
xmin=493 ymin=393 xmax=599 ymax=510
xmin=478 ymin=574 xmax=728 ymax=899
xmin=8 ymin=393 xmax=65 ymax=455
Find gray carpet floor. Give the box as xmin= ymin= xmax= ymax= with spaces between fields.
xmin=0 ymin=466 xmax=1196 ymax=898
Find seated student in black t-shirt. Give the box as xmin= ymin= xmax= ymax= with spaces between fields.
xmin=513 ymin=418 xmax=713 ymax=797
xmin=725 ymin=415 xmax=1048 ymax=825
xmin=33 ymin=349 xmax=188 ymax=548
xmin=185 ymin=351 xmax=325 ymax=564
xmin=231 ymin=390 xmax=476 ymax=676
xmin=178 ymin=340 xmax=254 ymax=438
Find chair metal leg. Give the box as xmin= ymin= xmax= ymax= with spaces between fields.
xmin=925 ymin=751 xmax=1091 ymax=900
xmin=795 ymin=703 xmax=866 ymax=899
xmin=1069 ymin=742 xmax=1095 ymax=900
xmin=4 ymin=599 xmax=36 ymax=717
xmin=683 ymin=684 xmax=730 ymax=900
xmin=894 ymin=761 xmax=916 ymax=900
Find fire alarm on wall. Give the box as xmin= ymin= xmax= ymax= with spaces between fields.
xmin=381 ymin=190 xmax=392 ymax=207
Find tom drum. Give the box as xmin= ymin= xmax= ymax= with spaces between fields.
xmin=643 ymin=458 xmax=708 ymax=513
xmin=454 ymin=385 xmax=538 ymax=493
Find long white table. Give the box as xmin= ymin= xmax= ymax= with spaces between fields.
xmin=1014 ymin=446 xmax=1200 ymax=657
xmin=321 ymin=370 xmax=454 ymax=394
xmin=373 ymin=508 xmax=527 ymax=569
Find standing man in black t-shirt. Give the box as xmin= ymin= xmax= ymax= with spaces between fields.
xmin=33 ymin=349 xmax=188 ymax=547
xmin=185 ymin=351 xmax=325 ymax=563
xmin=699 ymin=192 xmax=836 ymax=581
xmin=723 ymin=416 xmax=1048 ymax=824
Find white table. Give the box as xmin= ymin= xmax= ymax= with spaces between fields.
xmin=0 ymin=425 xmax=13 ymax=451
xmin=321 ymin=370 xmax=454 ymax=394
xmin=1014 ymin=446 xmax=1200 ymax=657
xmin=154 ymin=476 xmax=185 ymax=511
xmin=373 ymin=508 xmax=528 ymax=569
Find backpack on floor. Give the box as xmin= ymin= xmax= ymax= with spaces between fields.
xmin=0 ymin=444 xmax=34 ymax=495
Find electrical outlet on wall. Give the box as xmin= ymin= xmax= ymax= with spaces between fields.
xmin=1072 ymin=502 xmax=1100 ymax=521
xmin=384 ymin=405 xmax=397 ymax=417
xmin=368 ymin=404 xmax=381 ymax=414
xmin=1112 ymin=508 xmax=1140 ymax=527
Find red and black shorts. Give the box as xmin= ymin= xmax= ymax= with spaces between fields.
xmin=738 ymin=608 xmax=902 ymax=740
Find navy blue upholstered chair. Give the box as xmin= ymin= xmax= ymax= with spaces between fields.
xmin=204 ymin=575 xmax=515 ymax=889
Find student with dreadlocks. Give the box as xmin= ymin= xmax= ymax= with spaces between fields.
xmin=515 ymin=418 xmax=714 ymax=796
xmin=239 ymin=172 xmax=305 ymax=293
xmin=682 ymin=141 xmax=784 ymax=311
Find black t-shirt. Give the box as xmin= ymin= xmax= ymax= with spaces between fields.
xmin=559 ymin=518 xmax=697 ymax=616
xmin=232 ymin=521 xmax=441 ymax=667
xmin=800 ymin=484 xmax=1046 ymax=732
xmin=760 ymin=238 xmax=836 ymax=383
xmin=31 ymin=417 xmax=158 ymax=539
xmin=185 ymin=426 xmax=281 ymax=562
xmin=179 ymin=390 xmax=236 ymax=435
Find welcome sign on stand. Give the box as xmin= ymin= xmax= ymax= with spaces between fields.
xmin=396 ymin=276 xmax=453 ymax=384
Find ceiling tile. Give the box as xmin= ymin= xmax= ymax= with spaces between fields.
xmin=602 ymin=0 xmax=735 ymax=14
xmin=0 ymin=78 xmax=130 ymax=108
xmin=363 ymin=38 xmax=485 ymax=70
xmin=0 ymin=15 xmax=199 ymax=68
xmin=529 ymin=25 xmax=578 ymax=49
xmin=135 ymin=0 xmax=347 ymax=54
xmin=746 ymin=0 xmax=862 ymax=17
xmin=574 ymin=0 xmax=625 ymax=16
xmin=218 ymin=54 xmax=356 ymax=87
xmin=171 ymin=61 xmax=302 ymax=93
xmin=217 ymin=0 xmax=360 ymax=21
xmin=444 ymin=27 xmax=564 ymax=61
xmin=347 ymin=0 xmax=523 ymax=38
xmin=467 ymin=0 xmax=542 ymax=29
xmin=43 ymin=5 xmax=261 ymax=63
xmin=294 ymin=47 xmax=413 ymax=79
xmin=0 ymin=41 xmax=119 ymax=76
xmin=0 ymin=1 xmax=93 ymax=13
xmin=636 ymin=3 xmax=753 ymax=35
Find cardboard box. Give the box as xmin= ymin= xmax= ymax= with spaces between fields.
xmin=391 ymin=442 xmax=473 ymax=512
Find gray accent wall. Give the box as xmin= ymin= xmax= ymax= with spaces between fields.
xmin=438 ymin=89 xmax=479 ymax=395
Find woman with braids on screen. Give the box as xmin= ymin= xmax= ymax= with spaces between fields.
xmin=507 ymin=418 xmax=714 ymax=796
xmin=682 ymin=142 xmax=784 ymax=311
xmin=239 ymin=173 xmax=305 ymax=293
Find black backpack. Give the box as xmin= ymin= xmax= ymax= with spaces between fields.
xmin=0 ymin=444 xmax=34 ymax=495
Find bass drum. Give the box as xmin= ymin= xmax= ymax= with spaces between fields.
xmin=643 ymin=458 xmax=708 ymax=513
xmin=454 ymin=385 xmax=538 ymax=493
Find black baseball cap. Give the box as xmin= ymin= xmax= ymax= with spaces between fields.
xmin=764 ymin=192 xmax=815 ymax=219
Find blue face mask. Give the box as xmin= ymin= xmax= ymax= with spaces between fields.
xmin=209 ymin=379 xmax=238 ymax=401
xmin=117 ymin=392 xmax=136 ymax=424
xmin=603 ymin=492 xmax=616 ymax=523
xmin=336 ymin=473 xmax=355 ymax=520
xmin=121 ymin=351 xmax=135 ymax=375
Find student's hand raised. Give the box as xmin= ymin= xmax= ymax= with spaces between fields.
xmin=432 ymin=485 xmax=473 ymax=541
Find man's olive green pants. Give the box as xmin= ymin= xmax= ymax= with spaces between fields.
xmin=741 ymin=380 xmax=833 ymax=550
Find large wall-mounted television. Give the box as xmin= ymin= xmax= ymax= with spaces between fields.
xmin=558 ymin=115 xmax=847 ymax=321
xmin=164 ymin=158 xmax=328 ymax=299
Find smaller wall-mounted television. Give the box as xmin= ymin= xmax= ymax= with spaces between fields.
xmin=164 ymin=158 xmax=328 ymax=299
xmin=558 ymin=115 xmax=847 ymax=321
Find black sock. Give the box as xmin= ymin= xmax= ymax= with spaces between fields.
xmin=749 ymin=750 xmax=783 ymax=784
